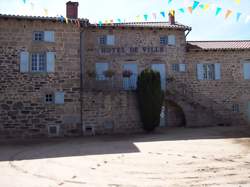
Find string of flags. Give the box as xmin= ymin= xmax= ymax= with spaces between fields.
xmin=20 ymin=0 xmax=250 ymax=26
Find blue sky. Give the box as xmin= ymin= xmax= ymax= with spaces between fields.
xmin=0 ymin=0 xmax=249 ymax=40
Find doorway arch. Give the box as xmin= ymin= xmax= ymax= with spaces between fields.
xmin=165 ymin=100 xmax=186 ymax=127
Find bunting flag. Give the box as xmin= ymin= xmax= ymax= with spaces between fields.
xmin=245 ymin=15 xmax=250 ymax=23
xmin=179 ymin=8 xmax=185 ymax=13
xmin=44 ymin=8 xmax=48 ymax=16
xmin=203 ymin=4 xmax=210 ymax=11
xmin=236 ymin=12 xmax=242 ymax=22
xmin=136 ymin=15 xmax=140 ymax=22
xmin=117 ymin=18 xmax=122 ymax=23
xmin=199 ymin=4 xmax=204 ymax=9
xmin=225 ymin=10 xmax=232 ymax=19
xmin=98 ymin=21 xmax=103 ymax=27
xmin=22 ymin=0 xmax=26 ymax=4
xmin=192 ymin=1 xmax=200 ymax=10
xmin=215 ymin=7 xmax=222 ymax=16
xmin=187 ymin=6 xmax=193 ymax=14
xmin=30 ymin=2 xmax=34 ymax=10
xmin=160 ymin=11 xmax=165 ymax=18
xmin=235 ymin=0 xmax=240 ymax=4
xmin=152 ymin=13 xmax=157 ymax=20
xmin=144 ymin=14 xmax=148 ymax=21
xmin=168 ymin=0 xmax=172 ymax=4
xmin=110 ymin=20 xmax=114 ymax=24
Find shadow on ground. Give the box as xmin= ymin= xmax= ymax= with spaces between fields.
xmin=0 ymin=126 xmax=250 ymax=162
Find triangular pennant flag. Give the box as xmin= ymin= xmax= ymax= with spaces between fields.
xmin=236 ymin=12 xmax=242 ymax=22
xmin=117 ymin=18 xmax=122 ymax=23
xmin=235 ymin=0 xmax=240 ymax=4
xmin=179 ymin=8 xmax=185 ymax=13
xmin=144 ymin=14 xmax=148 ymax=21
xmin=152 ymin=13 xmax=157 ymax=20
xmin=98 ymin=21 xmax=103 ymax=27
xmin=44 ymin=8 xmax=48 ymax=16
xmin=22 ymin=0 xmax=26 ymax=4
xmin=160 ymin=12 xmax=165 ymax=18
xmin=187 ymin=7 xmax=193 ymax=14
xmin=215 ymin=7 xmax=222 ymax=16
xmin=245 ymin=15 xmax=250 ymax=23
xmin=60 ymin=16 xmax=64 ymax=23
xmin=199 ymin=4 xmax=204 ymax=9
xmin=136 ymin=15 xmax=140 ymax=22
xmin=225 ymin=10 xmax=232 ymax=19
xmin=110 ymin=20 xmax=114 ymax=25
xmin=168 ymin=0 xmax=172 ymax=4
xmin=192 ymin=1 xmax=200 ymax=10
xmin=203 ymin=4 xmax=210 ymax=11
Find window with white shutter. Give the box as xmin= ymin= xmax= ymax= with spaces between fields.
xmin=197 ymin=63 xmax=221 ymax=80
xmin=20 ymin=51 xmax=29 ymax=73
xmin=215 ymin=63 xmax=221 ymax=80
xmin=197 ymin=64 xmax=204 ymax=80
xmin=179 ymin=64 xmax=187 ymax=72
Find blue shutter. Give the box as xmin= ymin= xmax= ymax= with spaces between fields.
xmin=107 ymin=35 xmax=115 ymax=45
xmin=168 ymin=35 xmax=176 ymax=45
xmin=44 ymin=31 xmax=55 ymax=42
xmin=46 ymin=52 xmax=55 ymax=73
xmin=20 ymin=51 xmax=29 ymax=72
xmin=123 ymin=64 xmax=138 ymax=90
xmin=244 ymin=63 xmax=250 ymax=80
xmin=215 ymin=63 xmax=221 ymax=80
xmin=197 ymin=64 xmax=204 ymax=80
xmin=179 ymin=64 xmax=187 ymax=72
xmin=55 ymin=91 xmax=64 ymax=104
xmin=95 ymin=63 xmax=109 ymax=80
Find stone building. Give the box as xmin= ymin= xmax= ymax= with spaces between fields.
xmin=0 ymin=1 xmax=250 ymax=139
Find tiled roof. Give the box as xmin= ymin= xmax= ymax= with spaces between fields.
xmin=92 ymin=22 xmax=191 ymax=31
xmin=188 ymin=41 xmax=250 ymax=51
xmin=0 ymin=14 xmax=89 ymax=24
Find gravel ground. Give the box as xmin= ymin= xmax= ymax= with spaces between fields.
xmin=0 ymin=126 xmax=250 ymax=187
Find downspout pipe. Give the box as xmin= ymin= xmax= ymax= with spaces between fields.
xmin=80 ymin=30 xmax=84 ymax=136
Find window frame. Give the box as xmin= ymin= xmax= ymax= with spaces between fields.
xmin=203 ymin=64 xmax=215 ymax=80
xmin=45 ymin=93 xmax=54 ymax=104
xmin=232 ymin=104 xmax=240 ymax=113
xmin=31 ymin=53 xmax=46 ymax=73
xmin=33 ymin=31 xmax=44 ymax=41
xmin=160 ymin=36 xmax=168 ymax=45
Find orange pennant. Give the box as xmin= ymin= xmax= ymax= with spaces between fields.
xmin=187 ymin=6 xmax=193 ymax=14
xmin=225 ymin=10 xmax=232 ymax=19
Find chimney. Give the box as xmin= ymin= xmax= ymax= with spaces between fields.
xmin=169 ymin=10 xmax=175 ymax=25
xmin=66 ymin=1 xmax=79 ymax=19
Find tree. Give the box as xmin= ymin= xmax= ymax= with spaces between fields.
xmin=137 ymin=69 xmax=164 ymax=132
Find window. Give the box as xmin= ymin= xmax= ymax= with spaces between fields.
xmin=197 ymin=63 xmax=221 ymax=80
xmin=95 ymin=63 xmax=109 ymax=80
xmin=160 ymin=36 xmax=168 ymax=45
xmin=33 ymin=31 xmax=55 ymax=42
xmin=232 ymin=104 xmax=240 ymax=113
xmin=172 ymin=64 xmax=187 ymax=72
xmin=48 ymin=125 xmax=59 ymax=137
xmin=99 ymin=35 xmax=115 ymax=45
xmin=31 ymin=53 xmax=46 ymax=72
xmin=203 ymin=64 xmax=215 ymax=80
xmin=45 ymin=94 xmax=54 ymax=103
xmin=123 ymin=64 xmax=138 ymax=90
xmin=33 ymin=31 xmax=44 ymax=41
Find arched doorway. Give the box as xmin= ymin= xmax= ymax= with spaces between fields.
xmin=165 ymin=100 xmax=186 ymax=127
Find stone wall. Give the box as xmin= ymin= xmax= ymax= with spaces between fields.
xmin=0 ymin=18 xmax=82 ymax=138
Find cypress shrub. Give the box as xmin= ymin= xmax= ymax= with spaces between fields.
xmin=137 ymin=69 xmax=164 ymax=132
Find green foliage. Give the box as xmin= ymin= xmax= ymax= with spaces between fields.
xmin=137 ymin=69 xmax=164 ymax=132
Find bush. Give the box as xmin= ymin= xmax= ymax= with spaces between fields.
xmin=137 ymin=69 xmax=164 ymax=132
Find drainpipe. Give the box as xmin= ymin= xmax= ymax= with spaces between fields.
xmin=80 ymin=30 xmax=84 ymax=136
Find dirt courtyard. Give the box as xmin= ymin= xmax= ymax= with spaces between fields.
xmin=0 ymin=126 xmax=250 ymax=187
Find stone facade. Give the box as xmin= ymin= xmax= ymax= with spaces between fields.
xmin=0 ymin=10 xmax=250 ymax=139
